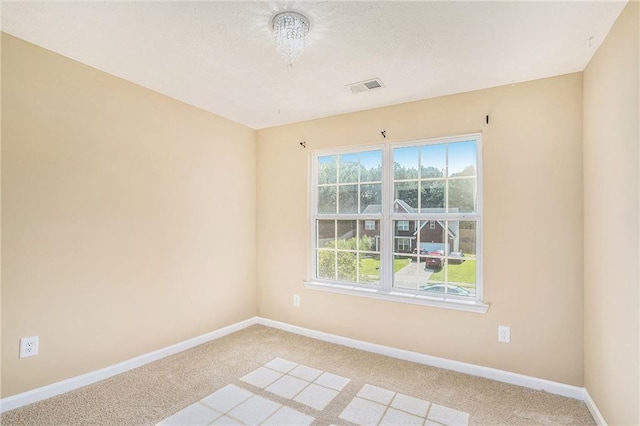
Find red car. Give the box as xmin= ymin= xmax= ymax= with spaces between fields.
xmin=424 ymin=250 xmax=444 ymax=270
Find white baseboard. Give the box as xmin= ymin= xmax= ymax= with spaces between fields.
xmin=2 ymin=315 xmax=603 ymax=420
xmin=257 ymin=317 xmax=585 ymax=400
xmin=0 ymin=317 xmax=258 ymax=413
xmin=583 ymin=388 xmax=607 ymax=425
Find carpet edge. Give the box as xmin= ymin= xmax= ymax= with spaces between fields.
xmin=256 ymin=317 xmax=586 ymax=400
xmin=0 ymin=317 xmax=259 ymax=413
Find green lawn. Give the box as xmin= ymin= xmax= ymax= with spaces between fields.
xmin=359 ymin=258 xmax=378 ymax=276
xmin=360 ymin=257 xmax=410 ymax=275
xmin=429 ymin=259 xmax=476 ymax=286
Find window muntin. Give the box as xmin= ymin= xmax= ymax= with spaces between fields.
xmin=311 ymin=134 xmax=482 ymax=305
xmin=316 ymin=219 xmax=381 ymax=285
xmin=317 ymin=151 xmax=382 ymax=215
xmin=391 ymin=139 xmax=479 ymax=297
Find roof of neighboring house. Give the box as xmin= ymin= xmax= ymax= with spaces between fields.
xmin=361 ymin=199 xmax=418 ymax=215
xmin=394 ymin=199 xmax=414 ymax=214
xmin=361 ymin=205 xmax=381 ymax=215
xmin=414 ymin=219 xmax=459 ymax=239
xmin=361 ymin=201 xmax=460 ymax=237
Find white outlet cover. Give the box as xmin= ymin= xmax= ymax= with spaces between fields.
xmin=19 ymin=336 xmax=39 ymax=358
xmin=498 ymin=326 xmax=510 ymax=343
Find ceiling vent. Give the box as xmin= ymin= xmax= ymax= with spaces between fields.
xmin=346 ymin=78 xmax=386 ymax=94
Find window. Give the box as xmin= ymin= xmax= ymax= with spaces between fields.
xmin=396 ymin=237 xmax=412 ymax=252
xmin=309 ymin=134 xmax=486 ymax=313
xmin=397 ymin=220 xmax=410 ymax=231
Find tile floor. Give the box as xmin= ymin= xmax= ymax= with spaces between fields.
xmin=157 ymin=384 xmax=314 ymax=426
xmin=339 ymin=384 xmax=470 ymax=426
xmin=157 ymin=358 xmax=470 ymax=426
xmin=240 ymin=357 xmax=350 ymax=411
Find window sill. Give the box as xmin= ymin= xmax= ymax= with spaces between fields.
xmin=303 ymin=281 xmax=489 ymax=314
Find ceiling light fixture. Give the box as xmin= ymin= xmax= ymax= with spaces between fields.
xmin=272 ymin=11 xmax=310 ymax=68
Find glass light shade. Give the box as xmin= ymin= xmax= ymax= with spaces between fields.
xmin=272 ymin=11 xmax=310 ymax=66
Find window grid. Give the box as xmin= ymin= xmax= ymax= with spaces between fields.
xmin=316 ymin=219 xmax=381 ymax=285
xmin=311 ymin=134 xmax=482 ymax=304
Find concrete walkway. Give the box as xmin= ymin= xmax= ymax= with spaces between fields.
xmin=394 ymin=261 xmax=434 ymax=290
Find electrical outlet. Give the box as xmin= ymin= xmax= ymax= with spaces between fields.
xmin=498 ymin=326 xmax=510 ymax=343
xmin=19 ymin=336 xmax=39 ymax=358
xmin=293 ymin=294 xmax=300 ymax=307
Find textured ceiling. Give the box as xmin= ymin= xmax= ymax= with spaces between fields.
xmin=1 ymin=1 xmax=628 ymax=129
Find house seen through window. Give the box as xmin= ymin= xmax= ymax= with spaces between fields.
xmin=311 ymin=134 xmax=483 ymax=309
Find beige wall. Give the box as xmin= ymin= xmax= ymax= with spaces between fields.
xmin=1 ymin=34 xmax=257 ymax=397
xmin=4 ymin=4 xmax=637 ymax=412
xmin=583 ymin=1 xmax=640 ymax=424
xmin=257 ymin=73 xmax=584 ymax=385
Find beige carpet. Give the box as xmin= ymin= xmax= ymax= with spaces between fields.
xmin=1 ymin=325 xmax=595 ymax=425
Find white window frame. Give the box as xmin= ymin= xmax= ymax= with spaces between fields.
xmin=306 ymin=133 xmax=487 ymax=313
xmin=397 ymin=220 xmax=410 ymax=231
xmin=364 ymin=220 xmax=376 ymax=230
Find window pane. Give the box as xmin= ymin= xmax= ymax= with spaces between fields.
xmin=339 ymin=153 xmax=359 ymax=183
xmin=393 ymin=221 xmax=415 ymax=254
xmin=446 ymin=220 xmax=476 ymax=256
xmin=394 ymin=181 xmax=418 ymax=211
xmin=394 ymin=147 xmax=419 ymax=179
xmin=425 ymin=274 xmax=445 ymax=288
xmin=415 ymin=220 xmax=446 ymax=256
xmin=317 ymin=250 xmax=335 ymax=280
xmin=448 ymin=178 xmax=476 ymax=213
xmin=359 ymin=253 xmax=380 ymax=284
xmin=421 ymin=144 xmax=446 ymax=178
xmin=421 ymin=220 xmax=476 ymax=297
xmin=360 ymin=183 xmax=381 ymax=214
xmin=337 ymin=251 xmax=357 ymax=282
xmin=393 ymin=254 xmax=421 ymax=290
xmin=420 ymin=180 xmax=445 ymax=210
xmin=423 ymin=262 xmax=475 ymax=298
xmin=423 ymin=247 xmax=445 ymax=271
xmin=338 ymin=185 xmax=358 ymax=214
xmin=456 ymin=220 xmax=477 ymax=256
xmin=318 ymin=186 xmax=337 ymax=213
xmin=448 ymin=141 xmax=476 ymax=177
xmin=318 ymin=156 xmax=337 ymax=184
xmin=337 ymin=220 xmax=358 ymax=249
xmin=359 ymin=220 xmax=380 ymax=252
xmin=424 ymin=251 xmax=446 ymax=291
xmin=446 ymin=260 xmax=476 ymax=297
xmin=317 ymin=220 xmax=335 ymax=248
xmin=360 ymin=150 xmax=382 ymax=182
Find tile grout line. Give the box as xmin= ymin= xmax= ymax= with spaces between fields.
xmin=377 ymin=391 xmax=397 ymax=426
xmin=160 ymin=358 xmax=470 ymax=426
xmin=260 ymin=360 xmax=346 ymax=410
